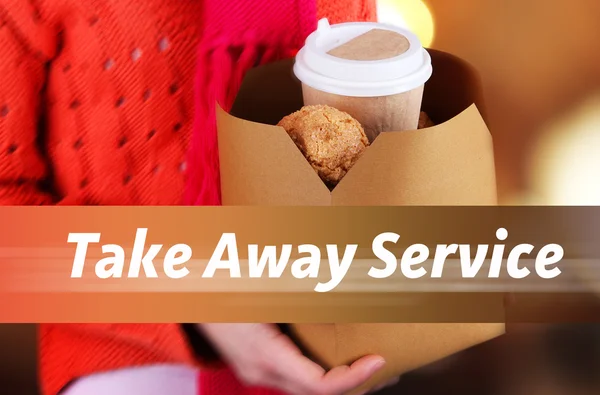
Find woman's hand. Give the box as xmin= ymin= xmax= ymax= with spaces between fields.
xmin=197 ymin=323 xmax=387 ymax=395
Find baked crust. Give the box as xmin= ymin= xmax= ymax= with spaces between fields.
xmin=278 ymin=105 xmax=369 ymax=187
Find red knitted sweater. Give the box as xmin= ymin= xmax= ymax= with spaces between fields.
xmin=0 ymin=0 xmax=376 ymax=394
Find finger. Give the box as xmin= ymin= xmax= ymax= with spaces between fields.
xmin=259 ymin=331 xmax=328 ymax=394
xmin=313 ymin=355 xmax=385 ymax=395
xmin=268 ymin=349 xmax=384 ymax=395
xmin=200 ymin=324 xmax=304 ymax=390
xmin=241 ymin=328 xmax=384 ymax=395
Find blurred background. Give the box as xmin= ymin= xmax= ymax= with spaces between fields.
xmin=380 ymin=0 xmax=600 ymax=205
xmin=2 ymin=0 xmax=600 ymax=394
xmin=380 ymin=0 xmax=600 ymax=394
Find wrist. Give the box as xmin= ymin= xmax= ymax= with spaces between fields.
xmin=180 ymin=324 xmax=221 ymax=363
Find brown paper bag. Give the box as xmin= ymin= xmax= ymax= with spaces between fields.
xmin=221 ymin=50 xmax=497 ymax=205
xmin=218 ymin=49 xmax=505 ymax=392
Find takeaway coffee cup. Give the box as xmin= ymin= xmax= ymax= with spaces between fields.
xmin=294 ymin=19 xmax=433 ymax=141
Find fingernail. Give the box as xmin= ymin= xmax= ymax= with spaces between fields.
xmin=371 ymin=359 xmax=386 ymax=372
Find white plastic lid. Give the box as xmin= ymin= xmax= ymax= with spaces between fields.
xmin=294 ymin=18 xmax=432 ymax=97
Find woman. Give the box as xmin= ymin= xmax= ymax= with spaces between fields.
xmin=0 ymin=0 xmax=391 ymax=394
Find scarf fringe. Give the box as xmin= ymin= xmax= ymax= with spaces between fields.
xmin=185 ymin=33 xmax=297 ymax=206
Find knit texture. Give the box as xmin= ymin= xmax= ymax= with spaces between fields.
xmin=318 ymin=0 xmax=377 ymax=25
xmin=184 ymin=0 xmax=316 ymax=206
xmin=1 ymin=0 xmax=203 ymax=394
xmin=0 ymin=0 xmax=375 ymax=394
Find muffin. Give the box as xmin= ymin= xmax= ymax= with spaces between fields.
xmin=278 ymin=105 xmax=369 ymax=187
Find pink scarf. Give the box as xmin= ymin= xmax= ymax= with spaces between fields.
xmin=186 ymin=0 xmax=316 ymax=393
xmin=185 ymin=0 xmax=316 ymax=206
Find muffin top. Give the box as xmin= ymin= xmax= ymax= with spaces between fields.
xmin=277 ymin=105 xmax=369 ymax=187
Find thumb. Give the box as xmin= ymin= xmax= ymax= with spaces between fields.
xmin=316 ymin=356 xmax=385 ymax=395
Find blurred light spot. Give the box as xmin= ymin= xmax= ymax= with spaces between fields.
xmin=529 ymin=95 xmax=600 ymax=205
xmin=377 ymin=0 xmax=435 ymax=48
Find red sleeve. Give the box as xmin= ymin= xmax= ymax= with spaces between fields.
xmin=317 ymin=0 xmax=377 ymax=23
xmin=39 ymin=324 xmax=199 ymax=395
xmin=0 ymin=1 xmax=56 ymax=205
xmin=0 ymin=4 xmax=201 ymax=395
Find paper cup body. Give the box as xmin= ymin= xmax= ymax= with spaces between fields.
xmin=294 ymin=19 xmax=432 ymax=140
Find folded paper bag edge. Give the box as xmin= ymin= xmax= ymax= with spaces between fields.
xmin=216 ymin=102 xmax=496 ymax=206
xmin=332 ymin=103 xmax=497 ymax=205
xmin=216 ymin=104 xmax=331 ymax=206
